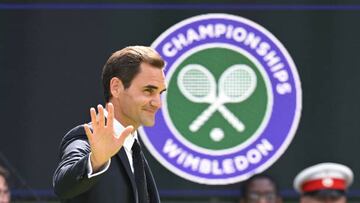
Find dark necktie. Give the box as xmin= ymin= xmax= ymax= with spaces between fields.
xmin=132 ymin=139 xmax=149 ymax=203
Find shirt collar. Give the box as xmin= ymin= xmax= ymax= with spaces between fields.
xmin=103 ymin=109 xmax=137 ymax=152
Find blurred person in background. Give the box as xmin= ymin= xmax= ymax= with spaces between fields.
xmin=294 ymin=162 xmax=353 ymax=203
xmin=240 ymin=174 xmax=282 ymax=203
xmin=0 ymin=166 xmax=10 ymax=203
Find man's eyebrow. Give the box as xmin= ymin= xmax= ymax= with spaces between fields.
xmin=144 ymin=85 xmax=158 ymax=90
xmin=160 ymin=88 xmax=167 ymax=94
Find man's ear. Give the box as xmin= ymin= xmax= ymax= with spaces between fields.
xmin=109 ymin=77 xmax=124 ymax=99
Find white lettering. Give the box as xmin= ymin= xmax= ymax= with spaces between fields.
xmin=198 ymin=24 xmax=214 ymax=39
xmin=234 ymin=155 xmax=249 ymax=171
xmin=163 ymin=139 xmax=183 ymax=158
xmin=186 ymin=28 xmax=201 ymax=44
xmin=247 ymin=149 xmax=262 ymax=164
xmin=177 ymin=151 xmax=187 ymax=164
xmin=225 ymin=25 xmax=234 ymax=39
xmin=162 ymin=139 xmax=276 ymax=175
xmin=183 ymin=153 xmax=200 ymax=171
xmin=233 ymin=27 xmax=247 ymax=42
xmin=264 ymin=50 xmax=281 ymax=67
xmin=212 ymin=160 xmax=223 ymax=175
xmin=273 ymin=69 xmax=289 ymax=82
xmin=244 ymin=32 xmax=261 ymax=49
xmin=256 ymin=42 xmax=271 ymax=56
xmin=270 ymin=62 xmax=284 ymax=72
xmin=256 ymin=139 xmax=274 ymax=156
xmin=214 ymin=23 xmax=227 ymax=37
xmin=172 ymin=34 xmax=188 ymax=50
xmin=276 ymin=83 xmax=292 ymax=94
xmin=223 ymin=158 xmax=235 ymax=174
xmin=199 ymin=158 xmax=211 ymax=174
xmin=162 ymin=42 xmax=177 ymax=57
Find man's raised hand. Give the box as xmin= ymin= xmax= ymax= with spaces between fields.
xmin=84 ymin=103 xmax=133 ymax=172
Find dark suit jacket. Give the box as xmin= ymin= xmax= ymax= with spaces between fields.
xmin=53 ymin=125 xmax=160 ymax=203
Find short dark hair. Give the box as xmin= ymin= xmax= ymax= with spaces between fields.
xmin=102 ymin=46 xmax=165 ymax=102
xmin=241 ymin=174 xmax=280 ymax=198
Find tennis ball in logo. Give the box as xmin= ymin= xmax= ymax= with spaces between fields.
xmin=166 ymin=47 xmax=268 ymax=150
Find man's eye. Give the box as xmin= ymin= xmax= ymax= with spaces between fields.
xmin=145 ymin=89 xmax=154 ymax=94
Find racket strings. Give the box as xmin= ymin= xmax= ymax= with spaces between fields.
xmin=182 ymin=69 xmax=213 ymax=98
xmin=223 ymin=69 xmax=254 ymax=98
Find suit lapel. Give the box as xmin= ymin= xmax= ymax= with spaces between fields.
xmin=143 ymin=154 xmax=160 ymax=203
xmin=116 ymin=148 xmax=138 ymax=202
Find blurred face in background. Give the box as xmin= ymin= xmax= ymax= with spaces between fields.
xmin=0 ymin=175 xmax=10 ymax=203
xmin=241 ymin=178 xmax=282 ymax=203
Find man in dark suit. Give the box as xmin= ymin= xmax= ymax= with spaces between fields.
xmin=53 ymin=46 xmax=166 ymax=203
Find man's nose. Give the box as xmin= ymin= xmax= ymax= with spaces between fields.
xmin=150 ymin=95 xmax=162 ymax=109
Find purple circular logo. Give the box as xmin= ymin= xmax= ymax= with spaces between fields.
xmin=139 ymin=13 xmax=302 ymax=185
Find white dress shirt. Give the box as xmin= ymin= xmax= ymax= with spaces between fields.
xmin=87 ymin=110 xmax=137 ymax=178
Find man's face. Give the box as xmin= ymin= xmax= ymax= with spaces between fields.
xmin=300 ymin=196 xmax=346 ymax=203
xmin=116 ymin=63 xmax=166 ymax=128
xmin=242 ymin=178 xmax=281 ymax=203
xmin=0 ymin=176 xmax=10 ymax=203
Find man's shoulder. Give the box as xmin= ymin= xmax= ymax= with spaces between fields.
xmin=65 ymin=124 xmax=87 ymax=138
xmin=59 ymin=124 xmax=89 ymax=150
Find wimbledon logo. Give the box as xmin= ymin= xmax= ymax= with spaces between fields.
xmin=139 ymin=13 xmax=302 ymax=185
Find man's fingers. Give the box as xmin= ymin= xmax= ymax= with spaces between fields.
xmin=116 ymin=125 xmax=134 ymax=144
xmin=107 ymin=103 xmax=114 ymax=129
xmin=97 ymin=104 xmax=105 ymax=128
xmin=90 ymin=108 xmax=97 ymax=128
xmin=84 ymin=124 xmax=93 ymax=141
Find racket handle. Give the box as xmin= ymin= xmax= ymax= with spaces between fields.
xmin=218 ymin=106 xmax=245 ymax=132
xmin=189 ymin=103 xmax=219 ymax=132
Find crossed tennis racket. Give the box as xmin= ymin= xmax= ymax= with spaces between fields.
xmin=177 ymin=64 xmax=257 ymax=133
